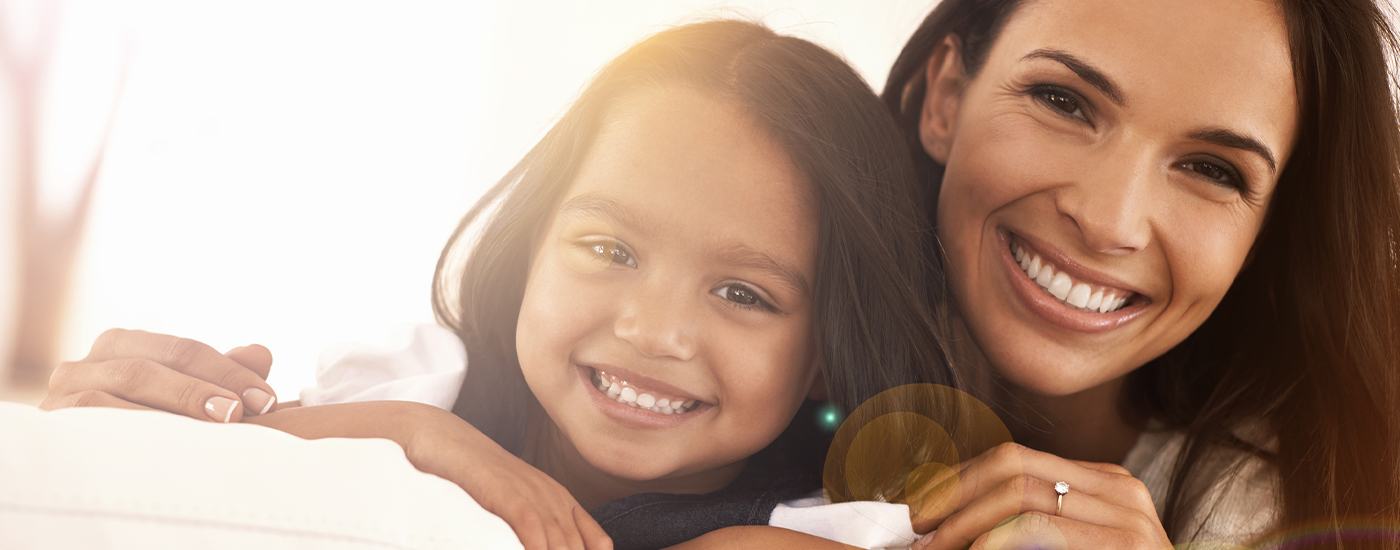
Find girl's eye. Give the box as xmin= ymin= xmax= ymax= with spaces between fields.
xmin=1177 ymin=158 xmax=1245 ymax=191
xmin=585 ymin=241 xmax=637 ymax=268
xmin=712 ymin=283 xmax=775 ymax=312
xmin=1031 ymin=85 xmax=1089 ymax=122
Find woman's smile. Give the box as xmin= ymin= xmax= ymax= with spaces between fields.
xmin=997 ymin=228 xmax=1151 ymax=333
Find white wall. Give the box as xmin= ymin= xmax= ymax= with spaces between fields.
xmin=1 ymin=0 xmax=936 ymax=398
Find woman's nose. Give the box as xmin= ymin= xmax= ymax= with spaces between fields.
xmin=612 ymin=280 xmax=698 ymax=361
xmin=1055 ymin=151 xmax=1156 ymax=255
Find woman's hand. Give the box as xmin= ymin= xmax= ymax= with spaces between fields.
xmin=909 ymin=442 xmax=1170 ymax=550
xmin=41 ymin=328 xmax=279 ymax=422
xmin=401 ymin=406 xmax=612 ymax=550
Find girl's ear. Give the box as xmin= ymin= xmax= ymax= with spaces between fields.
xmin=807 ymin=364 xmax=829 ymax=401
xmin=920 ymin=35 xmax=969 ymax=165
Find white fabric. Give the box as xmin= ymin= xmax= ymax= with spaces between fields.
xmin=0 ymin=400 xmax=520 ymax=550
xmin=301 ymin=323 xmax=467 ymax=410
xmin=769 ymin=494 xmax=917 ymax=549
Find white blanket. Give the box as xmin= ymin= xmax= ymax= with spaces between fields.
xmin=0 ymin=401 xmax=521 ymax=550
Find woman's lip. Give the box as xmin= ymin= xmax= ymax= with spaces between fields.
xmin=998 ymin=231 xmax=1150 ymax=333
xmin=575 ymin=365 xmax=708 ymax=429
xmin=1004 ymin=230 xmax=1150 ymax=300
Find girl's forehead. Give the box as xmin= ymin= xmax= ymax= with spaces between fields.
xmin=563 ymin=86 xmax=818 ymax=271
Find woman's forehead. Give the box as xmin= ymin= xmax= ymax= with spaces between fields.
xmin=985 ymin=0 xmax=1299 ymax=162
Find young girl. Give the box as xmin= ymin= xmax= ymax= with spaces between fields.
xmin=46 ymin=20 xmax=955 ymax=549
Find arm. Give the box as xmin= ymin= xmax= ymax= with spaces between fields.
xmin=667 ymin=526 xmax=861 ymax=550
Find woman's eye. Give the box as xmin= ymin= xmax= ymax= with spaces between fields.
xmin=1178 ymin=159 xmax=1244 ymax=191
xmin=1032 ymin=86 xmax=1088 ymax=121
xmin=712 ymin=283 xmax=774 ymax=312
xmin=586 ymin=241 xmax=637 ymax=268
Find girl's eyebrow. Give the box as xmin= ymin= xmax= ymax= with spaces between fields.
xmin=714 ymin=244 xmax=811 ymax=298
xmin=558 ymin=193 xmax=810 ymax=298
xmin=557 ymin=193 xmax=649 ymax=231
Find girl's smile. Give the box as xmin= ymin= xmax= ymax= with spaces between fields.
xmin=575 ymin=363 xmax=712 ymax=430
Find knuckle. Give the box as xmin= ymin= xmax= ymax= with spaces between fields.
xmin=109 ymin=358 xmax=152 ymax=389
xmin=94 ymin=328 xmax=126 ymax=350
xmin=1103 ymin=463 xmax=1133 ymax=477
xmin=47 ymin=361 xmax=77 ymax=391
xmin=991 ymin=441 xmax=1026 ymax=462
xmin=1018 ymin=510 xmax=1054 ymax=531
xmin=163 ymin=337 xmax=206 ymax=368
xmin=71 ymin=390 xmax=106 ymax=408
xmin=175 ymin=379 xmax=206 ymax=411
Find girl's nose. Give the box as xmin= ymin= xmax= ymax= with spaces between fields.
xmin=1054 ymin=151 xmax=1155 ymax=256
xmin=612 ymin=282 xmax=698 ymax=361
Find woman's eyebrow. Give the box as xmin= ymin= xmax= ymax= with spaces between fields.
xmin=1021 ymin=48 xmax=1126 ymax=107
xmin=715 ymin=244 xmax=811 ymax=298
xmin=1188 ymin=127 xmax=1278 ymax=173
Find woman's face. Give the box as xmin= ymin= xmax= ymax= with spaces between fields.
xmin=515 ymin=87 xmax=819 ymax=485
xmin=922 ymin=0 xmax=1299 ymax=396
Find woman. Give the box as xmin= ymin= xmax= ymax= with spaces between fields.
xmin=690 ymin=1 xmax=1399 ymax=548
xmin=867 ymin=0 xmax=1399 ymax=547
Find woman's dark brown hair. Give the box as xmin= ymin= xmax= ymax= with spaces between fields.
xmin=431 ymin=20 xmax=956 ymax=469
xmin=884 ymin=0 xmax=1400 ymax=546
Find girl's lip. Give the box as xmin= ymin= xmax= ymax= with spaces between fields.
xmin=997 ymin=230 xmax=1150 ymax=333
xmin=575 ymin=364 xmax=709 ymax=429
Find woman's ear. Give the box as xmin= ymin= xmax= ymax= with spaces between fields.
xmin=920 ymin=35 xmax=969 ymax=164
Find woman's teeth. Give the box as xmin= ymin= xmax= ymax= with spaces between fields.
xmin=592 ymin=370 xmax=699 ymax=415
xmin=1012 ymin=241 xmax=1132 ymax=313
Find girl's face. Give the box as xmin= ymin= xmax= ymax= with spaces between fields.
xmin=923 ymin=0 xmax=1299 ymax=396
xmin=515 ymin=87 xmax=819 ymax=484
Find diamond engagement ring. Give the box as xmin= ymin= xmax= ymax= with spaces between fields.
xmin=1054 ymin=481 xmax=1070 ymax=515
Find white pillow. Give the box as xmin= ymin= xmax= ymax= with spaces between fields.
xmin=0 ymin=401 xmax=520 ymax=550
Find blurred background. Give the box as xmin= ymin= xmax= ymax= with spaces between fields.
xmin=0 ymin=0 xmax=948 ymax=401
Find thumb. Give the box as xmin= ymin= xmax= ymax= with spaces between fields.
xmin=225 ymin=344 xmax=274 ymax=380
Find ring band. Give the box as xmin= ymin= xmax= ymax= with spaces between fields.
xmin=1054 ymin=481 xmax=1070 ymax=515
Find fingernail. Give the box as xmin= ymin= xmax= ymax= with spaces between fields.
xmin=204 ymin=396 xmax=239 ymax=423
xmin=241 ymin=388 xmax=276 ymax=415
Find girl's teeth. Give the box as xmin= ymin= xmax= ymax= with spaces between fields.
xmin=1012 ymin=241 xmax=1134 ymax=313
xmin=591 ymin=370 xmax=698 ymax=414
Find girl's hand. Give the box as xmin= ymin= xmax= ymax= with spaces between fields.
xmin=41 ymin=328 xmax=279 ymax=422
xmin=909 ymin=442 xmax=1171 ymax=550
xmin=403 ymin=407 xmax=612 ymax=550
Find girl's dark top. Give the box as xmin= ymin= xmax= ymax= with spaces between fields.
xmin=588 ymin=401 xmax=832 ymax=550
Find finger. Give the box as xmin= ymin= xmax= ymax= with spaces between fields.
xmin=41 ymin=389 xmax=150 ymax=412
xmin=224 ymin=344 xmax=278 ymax=415
xmin=224 ymin=344 xmax=273 ymax=380
xmin=557 ymin=504 xmax=586 ymax=550
xmin=48 ymin=358 xmax=245 ymax=422
xmin=573 ymin=505 xmax=613 ymax=550
xmin=87 ymin=329 xmax=277 ymax=415
xmin=542 ymin=510 xmax=569 ymax=550
xmin=968 ymin=511 xmax=1150 ymax=550
xmin=917 ymin=474 xmax=1142 ymax=550
xmin=910 ymin=443 xmax=1143 ymax=532
xmin=503 ymin=507 xmax=548 ymax=550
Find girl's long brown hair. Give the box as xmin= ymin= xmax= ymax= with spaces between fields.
xmin=432 ymin=20 xmax=956 ymax=468
xmin=883 ymin=0 xmax=1400 ymax=546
